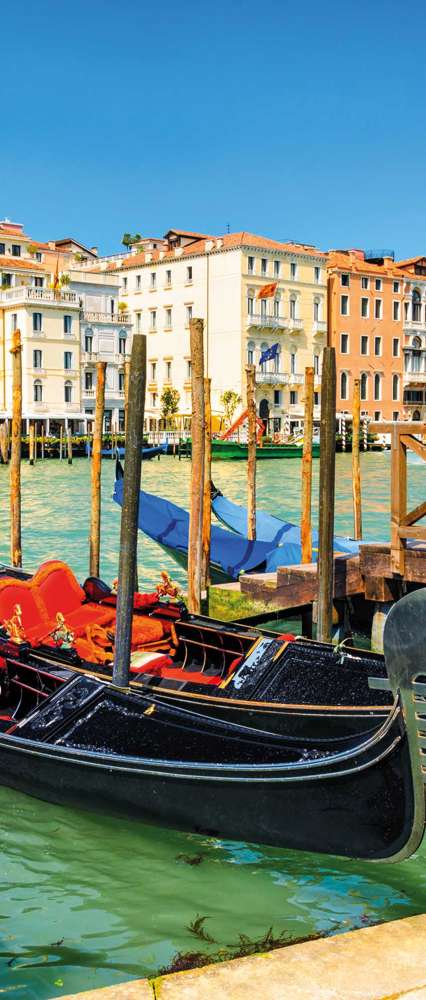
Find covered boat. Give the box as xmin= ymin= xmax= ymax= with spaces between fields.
xmin=86 ymin=442 xmax=164 ymax=460
xmin=0 ymin=560 xmax=424 ymax=861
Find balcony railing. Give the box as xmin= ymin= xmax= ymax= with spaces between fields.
xmin=404 ymin=318 xmax=425 ymax=331
xmin=312 ymin=320 xmax=327 ymax=335
xmin=247 ymin=313 xmax=288 ymax=330
xmin=255 ymin=372 xmax=289 ymax=385
xmin=83 ymin=388 xmax=96 ymax=397
xmin=0 ymin=286 xmax=78 ymax=306
xmin=403 ymin=371 xmax=426 ymax=384
xmin=81 ymin=310 xmax=131 ymax=324
xmin=287 ymin=317 xmax=303 ymax=332
xmin=289 ymin=373 xmax=304 ymax=384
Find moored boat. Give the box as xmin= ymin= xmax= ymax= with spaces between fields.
xmin=185 ymin=439 xmax=320 ymax=460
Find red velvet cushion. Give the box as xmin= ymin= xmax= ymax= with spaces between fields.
xmin=0 ymin=579 xmax=49 ymax=639
xmin=34 ymin=561 xmax=86 ymax=618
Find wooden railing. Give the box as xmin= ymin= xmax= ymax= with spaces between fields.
xmin=370 ymin=422 xmax=426 ymax=574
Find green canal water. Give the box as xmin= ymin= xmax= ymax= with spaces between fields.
xmin=0 ymin=453 xmax=424 ymax=999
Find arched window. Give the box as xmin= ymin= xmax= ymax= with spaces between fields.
xmin=247 ymin=293 xmax=254 ymax=317
xmin=360 ymin=372 xmax=368 ymax=401
xmin=412 ymin=289 xmax=421 ymax=322
xmin=247 ymin=340 xmax=255 ymax=365
xmin=313 ymin=298 xmax=320 ymax=321
xmin=290 ymin=296 xmax=296 ymax=320
xmin=273 ymin=345 xmax=281 ymax=373
xmin=392 ymin=374 xmax=399 ymax=401
xmin=274 ymin=298 xmax=280 ymax=319
xmin=33 ymin=380 xmax=42 ymax=403
xmin=413 ymin=335 xmax=422 ymax=349
xmin=374 ymin=373 xmax=381 ymax=401
xmin=64 ymin=380 xmax=72 ymax=403
xmin=340 ymin=371 xmax=348 ymax=400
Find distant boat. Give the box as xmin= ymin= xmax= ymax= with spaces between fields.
xmin=113 ymin=465 xmax=359 ymax=584
xmin=185 ymin=439 xmax=320 ymax=460
xmin=211 ymin=486 xmax=360 ymax=556
xmin=86 ymin=442 xmax=165 ymax=460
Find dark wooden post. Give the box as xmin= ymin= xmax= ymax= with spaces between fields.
xmin=317 ymin=346 xmax=336 ymax=643
xmin=89 ymin=362 xmax=106 ymax=578
xmin=112 ymin=335 xmax=146 ymax=688
xmin=34 ymin=422 xmax=38 ymax=463
xmin=124 ymin=359 xmax=130 ymax=433
xmin=0 ymin=422 xmax=8 ymax=464
xmin=10 ymin=331 xmax=22 ymax=567
xmin=41 ymin=423 xmax=45 ymax=460
xmin=59 ymin=426 xmax=63 ymax=460
xmin=301 ymin=366 xmax=314 ymax=563
xmin=29 ymin=422 xmax=35 ymax=466
xmin=188 ymin=318 xmax=205 ymax=613
xmin=246 ymin=364 xmax=256 ymax=540
xmin=352 ymin=377 xmax=362 ymax=540
xmin=67 ymin=426 xmax=73 ymax=465
xmin=202 ymin=376 xmax=212 ymax=590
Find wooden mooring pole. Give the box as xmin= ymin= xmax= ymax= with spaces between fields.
xmin=0 ymin=422 xmax=8 ymax=464
xmin=188 ymin=318 xmax=205 ymax=614
xmin=202 ymin=377 xmax=212 ymax=591
xmin=301 ymin=366 xmax=314 ymax=563
xmin=59 ymin=426 xmax=63 ymax=460
xmin=112 ymin=335 xmax=147 ymax=688
xmin=317 ymin=346 xmax=336 ymax=643
xmin=29 ymin=422 xmax=35 ymax=466
xmin=67 ymin=426 xmax=73 ymax=465
xmin=41 ymin=423 xmax=45 ymax=460
xmin=124 ymin=359 xmax=130 ymax=433
xmin=10 ymin=331 xmax=22 ymax=567
xmin=352 ymin=378 xmax=362 ymax=539
xmin=246 ymin=364 xmax=256 ymax=540
xmin=89 ymin=362 xmax=106 ymax=578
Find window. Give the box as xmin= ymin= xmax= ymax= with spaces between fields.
xmin=151 ymin=393 xmax=157 ymax=408
xmin=34 ymin=276 xmax=43 ymax=287
xmin=150 ymin=272 xmax=156 ymax=289
xmin=64 ymin=351 xmax=72 ymax=370
xmin=314 ymin=392 xmax=319 ymax=406
xmin=64 ymin=381 xmax=72 ymax=403
xmin=340 ymin=333 xmax=349 ymax=354
xmin=290 ymin=390 xmax=297 ymax=405
xmin=392 ymin=374 xmax=400 ymax=401
xmin=32 ymin=312 xmax=42 ymax=332
xmin=119 ymin=372 xmax=125 ymax=391
xmin=274 ymin=260 xmax=280 ymax=277
xmin=393 ymin=281 xmax=400 ymax=293
xmin=341 ymin=273 xmax=350 ymax=287
xmin=393 ymin=411 xmax=399 ymax=421
xmin=165 ymin=360 xmax=172 ymax=381
xmin=273 ymin=389 xmax=282 ymax=406
xmin=33 ymin=380 xmax=42 ymax=402
xmin=361 ymin=297 xmax=369 ymax=318
xmin=361 ymin=276 xmax=369 ymax=289
xmin=340 ymin=295 xmax=349 ymax=315
xmin=64 ymin=315 xmax=72 ymax=334
xmin=290 ymin=262 xmax=297 ymax=279
xmin=393 ymin=300 xmax=400 ymax=321
xmin=0 ymin=243 xmax=4 ymax=254
xmin=290 ymin=352 xmax=296 ymax=375
xmin=186 ymin=266 xmax=193 ymax=282
xmin=375 ymin=278 xmax=382 ymax=291
xmin=314 ymin=354 xmax=319 ymax=375
xmin=361 ymin=335 xmax=369 ymax=355
xmin=35 ymin=252 xmax=42 ymax=262
xmin=11 ymin=245 xmax=21 ymax=257
xmin=11 ymin=313 xmax=17 ymax=331
xmin=33 ymin=350 xmax=42 ymax=369
xmin=165 ymin=307 xmax=172 ymax=328
xmin=186 ymin=360 xmax=192 ymax=379
xmin=85 ymin=372 xmax=93 ymax=391
xmin=261 ymin=258 xmax=267 ymax=276
xmin=374 ymin=374 xmax=381 ymax=401
xmin=150 ymin=361 xmax=157 ymax=381
xmin=412 ymin=289 xmax=421 ymax=322
xmin=150 ymin=310 xmax=157 ymax=330
xmin=374 ymin=411 xmax=381 ymax=421
xmin=260 ymin=298 xmax=267 ymax=319
xmin=404 ymin=301 xmax=409 ymax=320
xmin=247 ymin=296 xmax=254 ymax=316
xmin=122 ymin=277 xmax=127 ymax=291
xmin=186 ymin=304 xmax=193 ymax=325
xmin=248 ymin=256 xmax=254 ymax=274
xmin=374 ymin=336 xmax=382 ymax=356
xmin=2 ymin=273 xmax=11 ymax=287
xmin=119 ymin=336 xmax=126 ymax=354
xmin=340 ymin=372 xmax=348 ymax=399
xmin=136 ymin=275 xmax=141 ymax=290
xmin=247 ymin=343 xmax=254 ymax=365
xmin=290 ymin=297 xmax=296 ymax=319
xmin=274 ymin=299 xmax=280 ymax=318
xmin=313 ymin=300 xmax=320 ymax=321
xmin=393 ymin=338 xmax=400 ymax=357
xmin=136 ymin=312 xmax=141 ymax=332
xmin=314 ymin=266 xmax=320 ymax=283
xmin=374 ymin=299 xmax=382 ymax=319
xmin=360 ymin=373 xmax=368 ymax=400
xmin=165 ymin=269 xmax=172 ymax=286
xmin=85 ymin=334 xmax=93 ymax=353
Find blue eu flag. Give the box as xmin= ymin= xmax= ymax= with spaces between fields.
xmin=259 ymin=343 xmax=279 ymax=366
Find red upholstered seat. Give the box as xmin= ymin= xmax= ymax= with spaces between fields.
xmin=35 ymin=561 xmax=87 ymax=618
xmin=0 ymin=578 xmax=50 ymax=641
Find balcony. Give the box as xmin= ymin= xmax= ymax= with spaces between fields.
xmin=403 ymin=318 xmax=425 ymax=333
xmin=83 ymin=389 xmax=96 ymax=398
xmin=82 ymin=351 xmax=98 ymax=363
xmin=246 ymin=313 xmax=288 ymax=330
xmin=287 ymin=317 xmax=303 ymax=332
xmin=256 ymin=372 xmax=289 ymax=385
xmin=312 ymin=320 xmax=327 ymax=336
xmin=403 ymin=371 xmax=426 ymax=384
xmin=289 ymin=373 xmax=304 ymax=385
xmin=81 ymin=310 xmax=131 ymax=325
xmin=0 ymin=286 xmax=79 ymax=307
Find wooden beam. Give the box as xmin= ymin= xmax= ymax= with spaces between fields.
xmin=390 ymin=424 xmax=407 ymax=574
xmin=400 ymin=435 xmax=426 ymax=461
xmin=188 ymin=318 xmax=205 ymax=614
xmin=401 ymin=500 xmax=426 ymax=527
xmin=398 ymin=525 xmax=426 ymax=541
xmin=370 ymin=421 xmax=426 ymax=435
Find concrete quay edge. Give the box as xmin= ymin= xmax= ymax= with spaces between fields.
xmin=57 ymin=912 xmax=426 ymax=1000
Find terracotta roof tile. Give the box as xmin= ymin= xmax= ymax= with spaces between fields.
xmin=0 ymin=256 xmax=45 ymax=271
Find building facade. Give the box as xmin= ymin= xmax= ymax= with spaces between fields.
xmin=395 ymin=257 xmax=426 ymax=421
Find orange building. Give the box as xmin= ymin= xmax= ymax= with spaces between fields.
xmin=327 ymin=251 xmax=404 ymax=421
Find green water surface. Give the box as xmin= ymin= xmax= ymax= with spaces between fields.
xmin=0 ymin=453 xmax=424 ymax=998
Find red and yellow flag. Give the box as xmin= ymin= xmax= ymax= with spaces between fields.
xmin=257 ymin=282 xmax=278 ymax=299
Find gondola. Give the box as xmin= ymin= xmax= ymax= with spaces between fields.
xmin=112 ymin=465 xmax=358 ymax=583
xmin=0 ymin=559 xmax=424 ymax=860
xmin=86 ymin=442 xmax=165 ymax=460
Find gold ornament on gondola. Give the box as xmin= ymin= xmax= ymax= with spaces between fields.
xmin=156 ymin=571 xmax=182 ymax=601
xmin=3 ymin=604 xmax=26 ymax=644
xmin=50 ymin=612 xmax=75 ymax=649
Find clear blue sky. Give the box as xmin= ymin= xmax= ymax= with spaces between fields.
xmin=3 ymin=0 xmax=426 ymax=258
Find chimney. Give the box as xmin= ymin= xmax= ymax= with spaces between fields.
xmin=90 ymin=246 xmax=98 ymax=256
